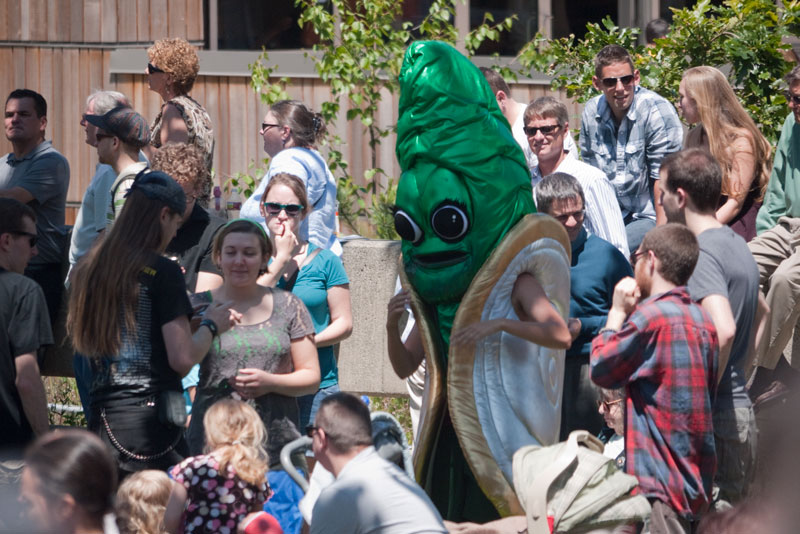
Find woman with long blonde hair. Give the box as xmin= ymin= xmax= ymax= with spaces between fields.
xmin=678 ymin=66 xmax=772 ymax=241
xmin=170 ymin=399 xmax=271 ymax=533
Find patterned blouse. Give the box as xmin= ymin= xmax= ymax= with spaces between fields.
xmin=151 ymin=95 xmax=215 ymax=205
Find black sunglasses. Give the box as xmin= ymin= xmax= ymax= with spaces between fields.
xmin=601 ymin=74 xmax=635 ymax=88
xmin=305 ymin=425 xmax=319 ymax=438
xmin=261 ymin=122 xmax=280 ymax=132
xmin=523 ymin=124 xmax=561 ymax=137
xmin=263 ymin=202 xmax=304 ymax=217
xmin=11 ymin=231 xmax=38 ymax=247
xmin=785 ymin=91 xmax=800 ymax=105
xmin=147 ymin=62 xmax=165 ymax=74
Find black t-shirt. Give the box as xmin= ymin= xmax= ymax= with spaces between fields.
xmin=0 ymin=268 xmax=53 ymax=454
xmin=90 ymin=255 xmax=193 ymax=407
xmin=165 ymin=204 xmax=225 ymax=292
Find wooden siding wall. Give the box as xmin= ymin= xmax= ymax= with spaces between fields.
xmin=0 ymin=0 xmax=203 ymax=43
xmin=0 ymin=46 xmax=581 ymax=224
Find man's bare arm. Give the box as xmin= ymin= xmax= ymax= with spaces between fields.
xmin=15 ymin=352 xmax=49 ymax=436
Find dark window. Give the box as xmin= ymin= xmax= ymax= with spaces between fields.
xmin=470 ymin=0 xmax=538 ymax=55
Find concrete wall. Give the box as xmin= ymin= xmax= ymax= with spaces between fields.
xmin=43 ymin=238 xmax=409 ymax=397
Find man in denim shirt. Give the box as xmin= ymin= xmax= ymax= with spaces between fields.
xmin=579 ymin=45 xmax=682 ymax=252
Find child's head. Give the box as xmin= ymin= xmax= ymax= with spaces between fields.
xmin=115 ymin=470 xmax=173 ymax=534
xmin=204 ymin=399 xmax=269 ymax=487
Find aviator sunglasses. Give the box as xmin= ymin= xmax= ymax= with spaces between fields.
xmin=263 ymin=202 xmax=304 ymax=217
xmin=600 ymin=74 xmax=635 ymax=88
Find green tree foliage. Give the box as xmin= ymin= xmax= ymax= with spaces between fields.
xmin=518 ymin=0 xmax=800 ymax=144
xmin=250 ymin=0 xmax=513 ymax=238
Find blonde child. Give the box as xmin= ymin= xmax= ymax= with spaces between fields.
xmin=171 ymin=399 xmax=271 ymax=534
xmin=116 ymin=470 xmax=184 ymax=534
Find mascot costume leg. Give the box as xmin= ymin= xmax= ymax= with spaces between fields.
xmin=393 ymin=41 xmax=572 ymax=521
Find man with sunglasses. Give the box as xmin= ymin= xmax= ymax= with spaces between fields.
xmin=308 ymin=392 xmax=447 ymax=534
xmin=0 ymin=89 xmax=70 ymax=327
xmin=480 ymin=67 xmax=576 ymax=173
xmin=747 ymin=65 xmax=800 ymax=403
xmin=84 ymin=106 xmax=150 ymax=227
xmin=0 ymin=198 xmax=52 ymax=483
xmin=579 ymin=45 xmax=682 ymax=253
xmin=528 ymin=96 xmax=629 ymax=257
xmin=536 ymin=173 xmax=632 ymax=441
xmin=591 ymin=224 xmax=718 ymax=533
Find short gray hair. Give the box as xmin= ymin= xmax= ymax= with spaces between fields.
xmin=535 ymin=172 xmax=585 ymax=215
xmin=786 ymin=66 xmax=800 ymax=87
xmin=86 ymin=90 xmax=129 ymax=115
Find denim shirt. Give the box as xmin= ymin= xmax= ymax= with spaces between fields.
xmin=579 ymin=86 xmax=683 ymax=220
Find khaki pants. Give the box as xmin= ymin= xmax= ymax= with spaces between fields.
xmin=748 ymin=217 xmax=800 ymax=370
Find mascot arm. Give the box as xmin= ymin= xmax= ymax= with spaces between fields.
xmin=451 ymin=273 xmax=571 ymax=350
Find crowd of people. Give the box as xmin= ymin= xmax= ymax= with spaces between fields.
xmin=0 ymin=34 xmax=800 ymax=534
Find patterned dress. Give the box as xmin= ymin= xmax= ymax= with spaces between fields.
xmin=151 ymin=95 xmax=215 ymax=205
xmin=186 ymin=289 xmax=315 ymax=456
xmin=171 ymin=453 xmax=270 ymax=534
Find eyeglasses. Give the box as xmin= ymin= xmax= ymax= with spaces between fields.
xmin=11 ymin=231 xmax=38 ymax=247
xmin=263 ymin=202 xmax=304 ymax=217
xmin=600 ymin=74 xmax=635 ymax=88
xmin=784 ymin=91 xmax=800 ymax=105
xmin=523 ymin=124 xmax=561 ymax=137
xmin=552 ymin=209 xmax=585 ymax=224
xmin=147 ymin=62 xmax=165 ymax=74
xmin=597 ymin=398 xmax=624 ymax=411
xmin=305 ymin=425 xmax=320 ymax=438
xmin=630 ymin=249 xmax=649 ymax=265
xmin=261 ymin=122 xmax=280 ymax=133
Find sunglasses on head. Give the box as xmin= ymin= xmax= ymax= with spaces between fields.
xmin=523 ymin=124 xmax=560 ymax=137
xmin=147 ymin=62 xmax=165 ymax=74
xmin=11 ymin=231 xmax=38 ymax=247
xmin=785 ymin=91 xmax=800 ymax=105
xmin=263 ymin=202 xmax=304 ymax=217
xmin=600 ymin=74 xmax=635 ymax=88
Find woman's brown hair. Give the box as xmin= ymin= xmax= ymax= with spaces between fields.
xmin=68 ymin=189 xmax=181 ymax=357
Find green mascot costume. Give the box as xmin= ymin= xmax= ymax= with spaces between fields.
xmin=394 ymin=41 xmax=572 ymax=521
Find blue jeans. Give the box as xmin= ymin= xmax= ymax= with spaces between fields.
xmin=298 ymin=384 xmax=340 ymax=431
xmin=73 ymin=352 xmax=95 ymax=427
xmin=624 ymin=216 xmax=656 ymax=254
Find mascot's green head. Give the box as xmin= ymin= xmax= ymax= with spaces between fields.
xmin=394 ymin=41 xmax=535 ymax=305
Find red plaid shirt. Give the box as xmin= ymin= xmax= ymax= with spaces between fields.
xmin=590 ymin=286 xmax=718 ymax=520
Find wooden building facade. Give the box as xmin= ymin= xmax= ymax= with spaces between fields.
xmin=0 ymin=1 xmax=581 ymax=225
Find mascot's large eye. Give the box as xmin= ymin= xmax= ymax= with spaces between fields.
xmin=431 ymin=203 xmax=469 ymax=242
xmin=394 ymin=210 xmax=423 ymax=245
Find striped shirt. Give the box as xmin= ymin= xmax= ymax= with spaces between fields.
xmin=533 ymin=155 xmax=630 ymax=257
xmin=590 ymin=287 xmax=718 ymax=519
xmin=579 ymin=86 xmax=683 ymax=220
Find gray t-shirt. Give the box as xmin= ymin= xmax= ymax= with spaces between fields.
xmin=0 ymin=141 xmax=70 ymax=265
xmin=688 ymin=226 xmax=758 ymax=408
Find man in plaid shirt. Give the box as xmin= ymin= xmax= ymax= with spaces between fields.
xmin=591 ymin=223 xmax=718 ymax=534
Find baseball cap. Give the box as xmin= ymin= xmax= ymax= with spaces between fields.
xmin=85 ymin=106 xmax=150 ymax=148
xmin=126 ymin=169 xmax=186 ymax=214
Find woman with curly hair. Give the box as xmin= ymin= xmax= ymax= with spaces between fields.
xmin=146 ymin=37 xmax=215 ymax=206
xmin=678 ymin=66 xmax=772 ymax=241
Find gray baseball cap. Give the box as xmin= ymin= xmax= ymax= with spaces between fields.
xmin=86 ymin=105 xmax=150 ymax=149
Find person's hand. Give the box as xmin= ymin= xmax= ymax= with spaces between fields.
xmin=386 ymin=290 xmax=410 ymax=329
xmin=450 ymin=319 xmax=503 ymax=347
xmin=611 ymin=277 xmax=641 ymax=317
xmin=568 ymin=318 xmax=581 ymax=341
xmin=203 ymin=300 xmax=242 ymax=336
xmin=231 ymin=368 xmax=272 ymax=398
xmin=273 ymin=222 xmax=298 ymax=262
